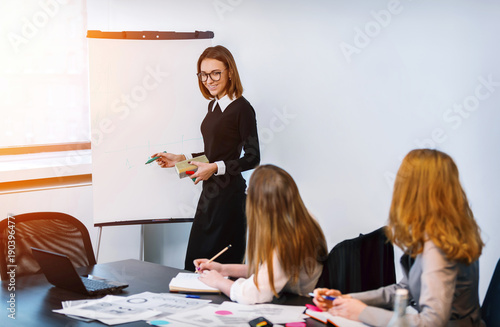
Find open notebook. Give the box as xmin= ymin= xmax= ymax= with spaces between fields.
xmin=169 ymin=272 xmax=221 ymax=293
xmin=306 ymin=309 xmax=367 ymax=327
xmin=32 ymin=247 xmax=128 ymax=296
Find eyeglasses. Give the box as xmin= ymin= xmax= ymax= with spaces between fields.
xmin=197 ymin=69 xmax=227 ymax=82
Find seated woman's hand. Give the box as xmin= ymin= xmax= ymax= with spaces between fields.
xmin=328 ymin=297 xmax=366 ymax=322
xmin=198 ymin=269 xmax=225 ymax=289
xmin=313 ymin=288 xmax=343 ymax=311
xmin=193 ymin=259 xmax=224 ymax=274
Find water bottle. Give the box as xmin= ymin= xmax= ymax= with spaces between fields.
xmin=387 ymin=288 xmax=410 ymax=327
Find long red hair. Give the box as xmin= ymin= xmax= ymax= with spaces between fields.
xmin=387 ymin=149 xmax=483 ymax=264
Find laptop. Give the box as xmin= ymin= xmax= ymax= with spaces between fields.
xmin=31 ymin=247 xmax=129 ymax=296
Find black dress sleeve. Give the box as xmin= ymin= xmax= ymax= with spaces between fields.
xmin=225 ymin=100 xmax=260 ymax=174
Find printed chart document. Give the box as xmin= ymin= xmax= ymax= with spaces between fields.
xmin=54 ymin=292 xmax=211 ymax=325
xmin=169 ymin=272 xmax=221 ymax=293
xmin=167 ymin=301 xmax=307 ymax=327
xmin=305 ymin=309 xmax=368 ymax=326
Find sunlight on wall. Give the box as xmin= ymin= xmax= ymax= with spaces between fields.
xmin=0 ymin=0 xmax=89 ymax=147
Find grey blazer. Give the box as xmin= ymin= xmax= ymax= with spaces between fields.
xmin=350 ymin=240 xmax=484 ymax=327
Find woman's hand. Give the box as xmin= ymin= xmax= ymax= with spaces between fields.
xmin=313 ymin=288 xmax=343 ymax=311
xmin=198 ymin=269 xmax=226 ymax=289
xmin=328 ymin=297 xmax=366 ymax=322
xmin=198 ymin=269 xmax=234 ymax=297
xmin=189 ymin=161 xmax=218 ymax=185
xmin=193 ymin=259 xmax=225 ymax=275
xmin=151 ymin=152 xmax=185 ymax=168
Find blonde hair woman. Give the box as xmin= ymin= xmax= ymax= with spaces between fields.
xmin=314 ymin=149 xmax=484 ymax=326
xmin=196 ymin=164 xmax=328 ymax=304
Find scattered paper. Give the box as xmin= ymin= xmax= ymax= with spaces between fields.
xmin=166 ymin=301 xmax=306 ymax=327
xmin=54 ymin=292 xmax=211 ymax=325
xmin=55 ymin=291 xmax=337 ymax=327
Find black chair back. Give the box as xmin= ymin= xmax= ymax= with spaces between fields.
xmin=316 ymin=226 xmax=396 ymax=293
xmin=0 ymin=212 xmax=96 ymax=281
xmin=482 ymin=258 xmax=500 ymax=326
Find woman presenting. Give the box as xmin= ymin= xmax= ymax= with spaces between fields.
xmin=151 ymin=45 xmax=260 ymax=271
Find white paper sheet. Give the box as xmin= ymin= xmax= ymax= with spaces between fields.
xmin=54 ymin=292 xmax=212 ymax=325
xmin=166 ymin=301 xmax=306 ymax=327
xmin=169 ymin=272 xmax=221 ymax=292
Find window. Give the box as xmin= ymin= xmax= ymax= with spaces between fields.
xmin=0 ymin=0 xmax=89 ymax=150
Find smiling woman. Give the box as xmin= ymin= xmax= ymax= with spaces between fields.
xmin=152 ymin=45 xmax=261 ymax=271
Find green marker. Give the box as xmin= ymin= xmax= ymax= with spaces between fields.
xmin=145 ymin=151 xmax=166 ymax=165
xmin=185 ymin=171 xmax=196 ymax=182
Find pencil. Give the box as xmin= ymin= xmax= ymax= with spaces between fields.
xmin=208 ymin=244 xmax=232 ymax=264
xmin=197 ymin=244 xmax=232 ymax=271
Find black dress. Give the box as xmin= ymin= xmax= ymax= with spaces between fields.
xmin=184 ymin=96 xmax=260 ymax=271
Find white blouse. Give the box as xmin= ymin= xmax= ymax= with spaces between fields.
xmin=230 ymin=251 xmax=323 ymax=305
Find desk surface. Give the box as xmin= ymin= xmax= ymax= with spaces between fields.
xmin=1 ymin=259 xmax=322 ymax=327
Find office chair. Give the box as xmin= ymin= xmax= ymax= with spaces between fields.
xmin=316 ymin=226 xmax=396 ymax=293
xmin=0 ymin=212 xmax=96 ymax=281
xmin=482 ymin=257 xmax=500 ymax=326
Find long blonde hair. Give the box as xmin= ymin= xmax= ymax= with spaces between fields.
xmin=246 ymin=165 xmax=327 ymax=297
xmin=387 ymin=149 xmax=483 ymax=264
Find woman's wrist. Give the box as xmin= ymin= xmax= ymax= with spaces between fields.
xmin=219 ymin=264 xmax=228 ymax=276
xmin=211 ymin=163 xmax=218 ymax=175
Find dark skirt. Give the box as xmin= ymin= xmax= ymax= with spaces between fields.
xmin=184 ymin=174 xmax=247 ymax=271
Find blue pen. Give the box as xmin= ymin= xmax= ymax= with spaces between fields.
xmin=308 ymin=292 xmax=336 ymax=301
xmin=185 ymin=295 xmax=200 ymax=298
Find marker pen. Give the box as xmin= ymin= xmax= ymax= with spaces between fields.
xmin=145 ymin=151 xmax=167 ymax=165
xmin=186 ymin=171 xmax=196 ymax=182
xmin=308 ymin=292 xmax=336 ymax=301
xmin=185 ymin=295 xmax=200 ymax=299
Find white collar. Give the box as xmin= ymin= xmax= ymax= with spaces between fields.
xmin=212 ymin=95 xmax=235 ymax=113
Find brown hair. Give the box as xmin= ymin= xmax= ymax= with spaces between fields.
xmin=387 ymin=149 xmax=483 ymax=264
xmin=197 ymin=45 xmax=243 ymax=100
xmin=246 ymin=165 xmax=328 ymax=296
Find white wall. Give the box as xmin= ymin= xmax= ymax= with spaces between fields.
xmin=86 ymin=0 xmax=500 ymax=301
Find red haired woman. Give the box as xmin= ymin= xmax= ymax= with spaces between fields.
xmin=314 ymin=149 xmax=484 ymax=326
